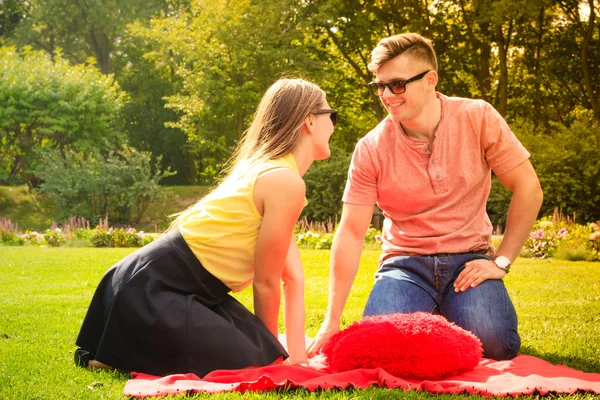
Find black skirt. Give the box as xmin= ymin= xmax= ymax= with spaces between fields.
xmin=75 ymin=229 xmax=288 ymax=377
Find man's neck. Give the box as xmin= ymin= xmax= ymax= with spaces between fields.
xmin=400 ymin=97 xmax=442 ymax=143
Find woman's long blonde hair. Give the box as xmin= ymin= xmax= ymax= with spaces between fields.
xmin=168 ymin=78 xmax=325 ymax=231
xmin=223 ymin=78 xmax=325 ymax=178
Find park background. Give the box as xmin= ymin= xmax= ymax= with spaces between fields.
xmin=1 ymin=0 xmax=599 ymax=235
xmin=1 ymin=1 xmax=599 ymax=399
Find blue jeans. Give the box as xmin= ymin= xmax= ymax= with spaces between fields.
xmin=363 ymin=253 xmax=520 ymax=360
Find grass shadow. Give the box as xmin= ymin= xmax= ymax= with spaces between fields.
xmin=520 ymin=345 xmax=600 ymax=373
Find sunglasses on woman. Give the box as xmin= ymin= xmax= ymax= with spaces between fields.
xmin=312 ymin=108 xmax=338 ymax=127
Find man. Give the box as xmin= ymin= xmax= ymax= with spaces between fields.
xmin=307 ymin=33 xmax=543 ymax=360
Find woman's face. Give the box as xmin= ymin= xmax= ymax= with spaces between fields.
xmin=310 ymin=98 xmax=336 ymax=160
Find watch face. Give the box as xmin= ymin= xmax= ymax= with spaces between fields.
xmin=495 ymin=256 xmax=511 ymax=269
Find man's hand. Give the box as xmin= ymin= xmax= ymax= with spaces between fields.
xmin=306 ymin=320 xmax=340 ymax=357
xmin=453 ymin=259 xmax=506 ymax=292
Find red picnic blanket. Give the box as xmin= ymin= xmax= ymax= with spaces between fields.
xmin=125 ymin=353 xmax=600 ymax=398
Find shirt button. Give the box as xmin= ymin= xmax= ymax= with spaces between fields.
xmin=430 ymin=160 xmax=435 ymax=165
xmin=435 ymin=175 xmax=440 ymax=180
xmin=423 ymin=147 xmax=429 ymax=153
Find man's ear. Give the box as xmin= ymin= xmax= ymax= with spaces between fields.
xmin=427 ymin=71 xmax=438 ymax=91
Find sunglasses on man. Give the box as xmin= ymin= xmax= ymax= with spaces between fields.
xmin=312 ymin=108 xmax=338 ymax=127
xmin=367 ymin=70 xmax=431 ymax=96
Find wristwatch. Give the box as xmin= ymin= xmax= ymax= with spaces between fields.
xmin=493 ymin=256 xmax=511 ymax=274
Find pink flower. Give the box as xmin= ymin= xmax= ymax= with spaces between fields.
xmin=558 ymin=228 xmax=568 ymax=237
xmin=532 ymin=229 xmax=545 ymax=239
xmin=375 ymin=235 xmax=382 ymax=243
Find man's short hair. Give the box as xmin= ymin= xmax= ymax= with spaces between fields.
xmin=368 ymin=33 xmax=438 ymax=74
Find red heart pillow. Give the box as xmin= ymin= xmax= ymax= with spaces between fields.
xmin=322 ymin=312 xmax=483 ymax=380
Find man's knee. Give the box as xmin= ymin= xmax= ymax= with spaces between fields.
xmin=479 ymin=328 xmax=521 ymax=360
xmin=443 ymin=280 xmax=520 ymax=360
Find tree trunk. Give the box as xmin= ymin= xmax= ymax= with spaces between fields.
xmin=533 ymin=6 xmax=545 ymax=127
xmin=494 ymin=20 xmax=512 ymax=116
xmin=477 ymin=23 xmax=493 ymax=102
xmin=581 ymin=0 xmax=599 ymax=121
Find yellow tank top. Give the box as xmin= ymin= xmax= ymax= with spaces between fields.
xmin=178 ymin=153 xmax=303 ymax=292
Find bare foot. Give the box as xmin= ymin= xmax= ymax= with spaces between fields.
xmin=88 ymin=359 xmax=113 ymax=370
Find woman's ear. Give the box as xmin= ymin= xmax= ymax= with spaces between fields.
xmin=302 ymin=115 xmax=315 ymax=134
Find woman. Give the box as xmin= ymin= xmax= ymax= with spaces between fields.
xmin=74 ymin=78 xmax=338 ymax=377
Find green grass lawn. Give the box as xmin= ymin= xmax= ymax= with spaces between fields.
xmin=0 ymin=247 xmax=598 ymax=400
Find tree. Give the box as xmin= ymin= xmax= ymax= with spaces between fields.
xmin=0 ymin=0 xmax=26 ymax=38
xmin=0 ymin=47 xmax=123 ymax=186
xmin=10 ymin=0 xmax=177 ymax=74
xmin=517 ymin=110 xmax=600 ymax=223
xmin=116 ymin=29 xmax=194 ymax=184
xmin=130 ymin=0 xmax=326 ymax=183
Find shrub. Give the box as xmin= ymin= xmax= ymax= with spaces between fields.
xmin=35 ymin=145 xmax=175 ymax=224
xmin=90 ymin=227 xmax=154 ymax=248
xmin=554 ymin=243 xmax=593 ymax=262
xmin=0 ymin=218 xmax=21 ymax=244
xmin=295 ymin=224 xmax=382 ymax=250
xmin=296 ymin=230 xmax=334 ymax=250
xmin=524 ymin=227 xmax=568 ymax=258
xmin=522 ymin=211 xmax=600 ymax=261
xmin=301 ymin=147 xmax=351 ymax=223
xmin=44 ymin=228 xmax=66 ymax=247
xmin=517 ymin=111 xmax=600 ymax=224
xmin=0 ymin=46 xmax=124 ymax=186
xmin=21 ymin=231 xmax=44 ymax=246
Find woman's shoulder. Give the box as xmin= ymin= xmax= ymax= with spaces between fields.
xmin=256 ymin=167 xmax=304 ymax=192
xmin=262 ymin=153 xmax=298 ymax=172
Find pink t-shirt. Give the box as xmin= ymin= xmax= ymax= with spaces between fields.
xmin=343 ymin=93 xmax=530 ymax=260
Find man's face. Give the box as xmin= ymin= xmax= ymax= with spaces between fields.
xmin=375 ymin=54 xmax=433 ymax=123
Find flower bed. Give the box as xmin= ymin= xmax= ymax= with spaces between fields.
xmin=2 ymin=213 xmax=598 ymax=259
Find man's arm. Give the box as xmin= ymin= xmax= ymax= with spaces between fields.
xmin=454 ymin=160 xmax=543 ymax=292
xmin=307 ymin=203 xmax=374 ymax=357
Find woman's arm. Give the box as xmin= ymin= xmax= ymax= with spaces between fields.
xmin=252 ymin=169 xmax=305 ymax=338
xmin=282 ymin=238 xmax=307 ymax=364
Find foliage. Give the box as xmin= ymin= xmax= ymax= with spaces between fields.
xmin=522 ymin=210 xmax=600 ymax=261
xmin=0 ymin=0 xmax=26 ymax=38
xmin=0 ymin=216 xmax=155 ymax=248
xmin=0 ymin=47 xmax=124 ymax=186
xmin=116 ymin=29 xmax=194 ymax=184
xmin=43 ymin=228 xmax=66 ymax=247
xmin=8 ymin=0 xmax=175 ymax=74
xmin=90 ymin=227 xmax=154 ymax=248
xmin=0 ymin=217 xmax=21 ymax=244
xmin=296 ymin=225 xmax=382 ymax=250
xmin=0 ymin=184 xmax=211 ymax=233
xmin=302 ymin=146 xmax=351 ymax=223
xmin=486 ymin=176 xmax=512 ymax=231
xmin=1 ymin=0 xmax=599 ymax=232
xmin=296 ymin=230 xmax=334 ymax=250
xmin=34 ymin=145 xmax=175 ymax=224
xmin=523 ymin=225 xmax=569 ymax=259
xmin=128 ymin=0 xmax=328 ymax=183
xmin=517 ymin=110 xmax=600 ymax=224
